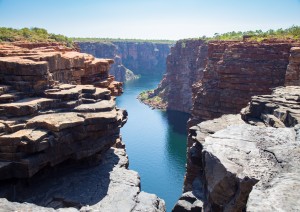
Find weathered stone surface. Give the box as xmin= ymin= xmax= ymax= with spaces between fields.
xmin=0 ymin=85 xmax=126 ymax=179
xmin=0 ymin=147 xmax=165 ymax=212
xmin=184 ymin=115 xmax=244 ymax=193
xmin=246 ymin=172 xmax=300 ymax=212
xmin=203 ymin=124 xmax=300 ymax=211
xmin=26 ymin=112 xmax=85 ymax=131
xmin=173 ymin=192 xmax=203 ymax=212
xmin=174 ymin=115 xmax=244 ymax=211
xmin=192 ymin=41 xmax=298 ymax=121
xmin=74 ymin=99 xmax=115 ymax=112
xmin=0 ymin=42 xmax=122 ymax=95
xmin=176 ymin=87 xmax=300 ymax=211
xmin=241 ymin=86 xmax=300 ymax=127
xmin=148 ymin=40 xmax=208 ymax=113
xmin=77 ymin=41 xmax=171 ymax=81
xmin=285 ymin=47 xmax=300 ymax=86
xmin=0 ymin=42 xmax=165 ymax=211
xmin=0 ymin=97 xmax=58 ymax=116
xmin=150 ymin=39 xmax=299 ymax=118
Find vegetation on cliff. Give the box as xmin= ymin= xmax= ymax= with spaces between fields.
xmin=72 ymin=37 xmax=176 ymax=44
xmin=179 ymin=26 xmax=300 ymax=43
xmin=212 ymin=25 xmax=300 ymax=41
xmin=138 ymin=90 xmax=167 ymax=110
xmin=0 ymin=27 xmax=73 ymax=46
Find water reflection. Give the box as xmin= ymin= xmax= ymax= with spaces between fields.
xmin=163 ymin=110 xmax=190 ymax=134
xmin=116 ymin=76 xmax=188 ymax=212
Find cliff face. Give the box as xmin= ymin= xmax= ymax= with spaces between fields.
xmin=115 ymin=42 xmax=171 ymax=75
xmin=77 ymin=42 xmax=136 ymax=82
xmin=172 ymin=41 xmax=300 ymax=212
xmin=285 ymin=47 xmax=300 ymax=86
xmin=153 ymin=40 xmax=298 ymax=118
xmin=192 ymin=41 xmax=295 ymax=122
xmin=77 ymin=41 xmax=171 ymax=82
xmin=153 ymin=40 xmax=208 ymax=113
xmin=178 ymin=86 xmax=300 ymax=212
xmin=0 ymin=42 xmax=165 ymax=211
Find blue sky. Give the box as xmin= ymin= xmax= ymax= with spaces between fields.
xmin=0 ymin=0 xmax=300 ymax=40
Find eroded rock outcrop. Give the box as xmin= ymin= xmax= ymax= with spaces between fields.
xmin=77 ymin=42 xmax=137 ymax=82
xmin=0 ymin=147 xmax=165 ymax=212
xmin=175 ymin=88 xmax=300 ymax=211
xmin=150 ymin=40 xmax=299 ymax=118
xmin=172 ymin=39 xmax=300 ymax=211
xmin=242 ymin=86 xmax=300 ymax=127
xmin=174 ymin=86 xmax=300 ymax=211
xmin=0 ymin=42 xmax=165 ymax=211
xmin=151 ymin=40 xmax=208 ymax=113
xmin=285 ymin=47 xmax=300 ymax=86
xmin=0 ymin=42 xmax=122 ymax=95
xmin=192 ymin=41 xmax=298 ymax=122
xmin=203 ymin=123 xmax=300 ymax=211
xmin=173 ymin=114 xmax=245 ymax=212
xmin=77 ymin=41 xmax=171 ymax=82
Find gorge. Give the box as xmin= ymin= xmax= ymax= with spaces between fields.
xmin=0 ymin=42 xmax=165 ymax=211
xmin=77 ymin=41 xmax=172 ymax=82
xmin=144 ymin=38 xmax=300 ymax=211
xmin=1 ymin=26 xmax=300 ymax=212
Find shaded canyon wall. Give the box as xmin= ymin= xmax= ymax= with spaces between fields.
xmin=77 ymin=41 xmax=172 ymax=82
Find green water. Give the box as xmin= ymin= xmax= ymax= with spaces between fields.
xmin=116 ymin=75 xmax=189 ymax=211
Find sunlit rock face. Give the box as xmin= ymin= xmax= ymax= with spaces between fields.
xmin=0 ymin=42 xmax=165 ymax=212
xmin=154 ymin=39 xmax=299 ymax=117
xmin=171 ymin=39 xmax=300 ymax=212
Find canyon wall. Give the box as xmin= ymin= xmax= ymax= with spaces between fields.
xmin=170 ymin=41 xmax=300 ymax=211
xmin=77 ymin=41 xmax=171 ymax=82
xmin=153 ymin=40 xmax=208 ymax=113
xmin=153 ymin=39 xmax=298 ymax=118
xmin=0 ymin=42 xmax=165 ymax=211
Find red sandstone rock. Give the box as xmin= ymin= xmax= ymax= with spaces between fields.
xmin=0 ymin=42 xmax=122 ymax=95
xmin=153 ymin=39 xmax=300 ymax=120
xmin=152 ymin=40 xmax=208 ymax=113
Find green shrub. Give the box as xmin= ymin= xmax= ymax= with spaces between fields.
xmin=190 ymin=26 xmax=300 ymax=42
xmin=0 ymin=27 xmax=74 ymax=47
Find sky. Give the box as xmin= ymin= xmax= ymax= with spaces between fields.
xmin=0 ymin=0 xmax=300 ymax=40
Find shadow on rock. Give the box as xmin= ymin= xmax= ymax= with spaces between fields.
xmin=0 ymin=148 xmax=121 ymax=209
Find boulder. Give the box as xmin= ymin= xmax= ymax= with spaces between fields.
xmin=203 ymin=124 xmax=300 ymax=211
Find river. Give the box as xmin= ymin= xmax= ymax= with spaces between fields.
xmin=116 ymin=75 xmax=189 ymax=211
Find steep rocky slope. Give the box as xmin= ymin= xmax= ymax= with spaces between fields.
xmin=151 ymin=40 xmax=208 ymax=113
xmin=77 ymin=41 xmax=171 ymax=82
xmin=149 ymin=40 xmax=299 ymax=118
xmin=175 ymin=86 xmax=300 ymax=212
xmin=172 ymin=41 xmax=300 ymax=211
xmin=77 ymin=42 xmax=137 ymax=82
xmin=0 ymin=42 xmax=165 ymax=211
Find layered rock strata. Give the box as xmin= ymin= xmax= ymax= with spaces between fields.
xmin=192 ymin=41 xmax=297 ymax=122
xmin=77 ymin=41 xmax=171 ymax=81
xmin=0 ymin=147 xmax=165 ymax=211
xmin=0 ymin=42 xmax=122 ymax=95
xmin=152 ymin=40 xmax=208 ymax=113
xmin=173 ymin=114 xmax=245 ymax=212
xmin=77 ymin=42 xmax=137 ymax=82
xmin=174 ymin=86 xmax=300 ymax=211
xmin=150 ymin=40 xmax=299 ymax=118
xmin=285 ymin=47 xmax=300 ymax=86
xmin=173 ymin=40 xmax=300 ymax=211
xmin=0 ymin=42 xmax=165 ymax=211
